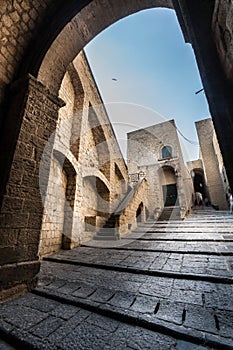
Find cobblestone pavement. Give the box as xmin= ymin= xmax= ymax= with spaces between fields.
xmin=0 ymin=209 xmax=233 ymax=349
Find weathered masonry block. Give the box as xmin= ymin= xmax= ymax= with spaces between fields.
xmin=0 ymin=75 xmax=64 ymax=300
xmin=212 ymin=0 xmax=233 ymax=81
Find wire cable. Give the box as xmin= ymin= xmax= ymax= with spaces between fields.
xmin=175 ymin=125 xmax=199 ymax=146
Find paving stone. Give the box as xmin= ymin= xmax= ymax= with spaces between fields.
xmin=86 ymin=313 xmax=119 ymax=332
xmin=107 ymin=291 xmax=136 ymax=309
xmin=48 ymin=309 xmax=91 ymax=344
xmin=71 ymin=285 xmax=97 ymax=298
xmin=130 ymin=295 xmax=159 ymax=314
xmin=89 ymin=287 xmax=115 ymax=303
xmin=57 ymin=322 xmax=112 ymax=350
xmin=216 ymin=310 xmax=233 ymax=338
xmin=184 ymin=305 xmax=217 ymax=333
xmin=50 ymin=304 xmax=80 ymax=320
xmin=30 ymin=316 xmax=63 ymax=338
xmin=155 ymin=300 xmax=184 ymax=325
xmin=14 ymin=293 xmax=60 ymax=313
xmin=40 ymin=279 xmax=66 ymax=291
xmin=169 ymin=289 xmax=203 ymax=306
xmin=173 ymin=279 xmax=197 ymax=291
xmin=139 ymin=278 xmax=173 ymax=298
xmin=0 ymin=303 xmax=47 ymax=331
xmin=205 ymin=286 xmax=233 ymax=310
xmin=119 ymin=325 xmax=177 ymax=350
xmin=58 ymin=282 xmax=83 ymax=294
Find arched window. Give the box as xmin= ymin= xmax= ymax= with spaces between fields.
xmin=162 ymin=146 xmax=172 ymax=159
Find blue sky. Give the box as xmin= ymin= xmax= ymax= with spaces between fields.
xmin=85 ymin=8 xmax=210 ymax=161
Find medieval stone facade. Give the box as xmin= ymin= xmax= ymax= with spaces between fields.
xmin=39 ymin=52 xmax=129 ymax=257
xmin=127 ymin=120 xmax=193 ymax=219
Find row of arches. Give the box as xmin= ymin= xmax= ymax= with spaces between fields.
xmin=40 ymin=148 xmax=113 ymax=256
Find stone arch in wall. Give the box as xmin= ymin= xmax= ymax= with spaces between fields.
xmin=83 ymin=175 xmax=110 ymax=233
xmin=34 ymin=1 xmax=174 ymax=94
xmin=67 ymin=63 xmax=85 ymax=161
xmin=158 ymin=165 xmax=179 ymax=207
xmin=88 ymin=104 xmax=111 ymax=181
xmin=114 ymin=163 xmax=127 ymax=199
xmin=39 ymin=150 xmax=76 ymax=257
xmin=56 ymin=65 xmax=82 ymax=154
xmin=192 ymin=168 xmax=209 ymax=203
xmin=136 ymin=202 xmax=144 ymax=223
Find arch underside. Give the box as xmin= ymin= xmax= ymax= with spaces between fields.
xmin=36 ymin=0 xmax=173 ymax=93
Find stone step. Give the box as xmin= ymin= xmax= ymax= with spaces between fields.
xmin=158 ymin=209 xmax=181 ymax=221
xmin=93 ymin=235 xmax=119 ymax=241
xmin=0 ymin=289 xmax=225 ymax=350
xmin=43 ymin=254 xmax=233 ymax=283
xmin=30 ymin=287 xmax=233 ymax=350
xmin=96 ymin=229 xmax=116 ymax=236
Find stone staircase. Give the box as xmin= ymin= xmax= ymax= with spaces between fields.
xmin=94 ymin=213 xmax=120 ymax=240
xmin=94 ymin=180 xmax=147 ymax=241
xmin=1 ymin=208 xmax=233 ymax=350
xmin=158 ymin=206 xmax=181 ymax=221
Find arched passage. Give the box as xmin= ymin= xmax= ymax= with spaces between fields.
xmin=83 ymin=175 xmax=110 ymax=238
xmin=88 ymin=104 xmax=111 ymax=181
xmin=39 ymin=150 xmax=76 ymax=257
xmin=136 ymin=202 xmax=144 ymax=223
xmin=192 ymin=168 xmax=209 ymax=202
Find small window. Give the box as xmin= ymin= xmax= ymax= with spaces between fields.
xmin=162 ymin=146 xmax=172 ymax=159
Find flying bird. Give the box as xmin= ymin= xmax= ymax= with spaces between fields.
xmin=112 ymin=78 xmax=117 ymax=81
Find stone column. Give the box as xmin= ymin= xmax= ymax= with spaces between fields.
xmin=0 ymin=74 xmax=64 ymax=301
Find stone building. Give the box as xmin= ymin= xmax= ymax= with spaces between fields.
xmin=1 ymin=0 xmax=233 ymax=300
xmin=127 ymin=120 xmax=193 ymax=219
xmin=39 ymin=51 xmax=152 ymax=256
xmin=187 ymin=118 xmax=229 ymax=210
xmin=39 ymin=52 xmax=130 ymax=256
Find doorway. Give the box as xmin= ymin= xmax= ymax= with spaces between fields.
xmin=163 ymin=184 xmax=178 ymax=207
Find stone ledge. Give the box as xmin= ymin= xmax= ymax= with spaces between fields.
xmin=0 ymin=260 xmax=40 ymax=301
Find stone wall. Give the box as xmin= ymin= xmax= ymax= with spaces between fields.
xmin=0 ymin=0 xmax=49 ymax=103
xmin=0 ymin=75 xmax=63 ymax=299
xmin=39 ymin=51 xmax=128 ymax=257
xmin=127 ymin=120 xmax=193 ymax=218
xmin=39 ymin=157 xmax=67 ymax=256
xmin=195 ymin=118 xmax=229 ymax=210
xmin=212 ymin=0 xmax=233 ymax=82
xmin=116 ymin=179 xmax=149 ymax=236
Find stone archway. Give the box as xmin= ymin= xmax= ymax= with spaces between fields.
xmin=39 ymin=150 xmax=77 ymax=258
xmin=82 ymin=175 xmax=110 ymax=240
xmin=1 ymin=0 xmax=233 ymax=298
xmin=192 ymin=168 xmax=209 ymax=202
xmin=136 ymin=202 xmax=144 ymax=222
